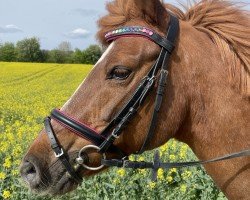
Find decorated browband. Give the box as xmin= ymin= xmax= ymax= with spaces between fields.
xmin=105 ymin=26 xmax=154 ymax=40
xmin=104 ymin=26 xmax=174 ymax=53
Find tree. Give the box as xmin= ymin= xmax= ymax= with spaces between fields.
xmin=0 ymin=38 xmax=102 ymax=64
xmin=0 ymin=42 xmax=16 ymax=62
xmin=40 ymin=50 xmax=50 ymax=63
xmin=44 ymin=41 xmax=74 ymax=64
xmin=16 ymin=37 xmax=42 ymax=62
xmin=58 ymin=41 xmax=72 ymax=52
xmin=83 ymin=45 xmax=102 ymax=64
xmin=72 ymin=48 xmax=84 ymax=64
xmin=47 ymin=49 xmax=66 ymax=63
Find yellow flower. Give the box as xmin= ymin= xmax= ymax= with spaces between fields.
xmin=3 ymin=157 xmax=12 ymax=168
xmin=129 ymin=155 xmax=135 ymax=161
xmin=180 ymin=184 xmax=187 ymax=193
xmin=14 ymin=159 xmax=21 ymax=166
xmin=148 ymin=182 xmax=156 ymax=189
xmin=138 ymin=156 xmax=144 ymax=161
xmin=14 ymin=120 xmax=21 ymax=127
xmin=12 ymin=145 xmax=22 ymax=157
xmin=157 ymin=169 xmax=164 ymax=180
xmin=11 ymin=169 xmax=19 ymax=176
xmin=166 ymin=176 xmax=173 ymax=183
xmin=6 ymin=132 xmax=14 ymax=141
xmin=138 ymin=169 xmax=146 ymax=175
xmin=171 ymin=140 xmax=177 ymax=150
xmin=26 ymin=116 xmax=33 ymax=123
xmin=169 ymin=154 xmax=176 ymax=161
xmin=113 ymin=178 xmax=120 ymax=184
xmin=160 ymin=143 xmax=168 ymax=152
xmin=0 ymin=172 xmax=6 ymax=180
xmin=117 ymin=169 xmax=125 ymax=177
xmin=2 ymin=190 xmax=11 ymax=199
xmin=169 ymin=168 xmax=177 ymax=174
xmin=179 ymin=145 xmax=188 ymax=159
xmin=181 ymin=170 xmax=192 ymax=180
xmin=0 ymin=142 xmax=8 ymax=153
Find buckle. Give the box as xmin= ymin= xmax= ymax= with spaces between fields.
xmin=122 ymin=160 xmax=129 ymax=168
xmin=161 ymin=69 xmax=169 ymax=75
xmin=148 ymin=76 xmax=155 ymax=86
xmin=54 ymin=148 xmax=64 ymax=158
xmin=111 ymin=130 xmax=119 ymax=139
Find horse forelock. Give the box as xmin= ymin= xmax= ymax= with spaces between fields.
xmin=97 ymin=0 xmax=250 ymax=97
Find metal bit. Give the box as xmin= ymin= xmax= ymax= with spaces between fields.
xmin=76 ymin=157 xmax=84 ymax=165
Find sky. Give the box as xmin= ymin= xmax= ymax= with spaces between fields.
xmin=0 ymin=0 xmax=107 ymax=50
xmin=0 ymin=0 xmax=249 ymax=50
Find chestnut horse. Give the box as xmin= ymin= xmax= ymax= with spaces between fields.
xmin=20 ymin=0 xmax=250 ymax=199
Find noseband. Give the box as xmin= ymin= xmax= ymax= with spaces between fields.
xmin=44 ymin=15 xmax=250 ymax=183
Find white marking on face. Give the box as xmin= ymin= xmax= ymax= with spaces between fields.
xmin=95 ymin=43 xmax=114 ymax=67
xmin=62 ymin=43 xmax=115 ymax=110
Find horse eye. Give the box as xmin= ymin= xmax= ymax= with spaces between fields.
xmin=108 ymin=66 xmax=132 ymax=80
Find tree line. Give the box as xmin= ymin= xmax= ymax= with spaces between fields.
xmin=0 ymin=37 xmax=102 ymax=64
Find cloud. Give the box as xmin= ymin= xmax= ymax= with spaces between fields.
xmin=70 ymin=8 xmax=101 ymax=17
xmin=0 ymin=24 xmax=22 ymax=33
xmin=64 ymin=28 xmax=90 ymax=39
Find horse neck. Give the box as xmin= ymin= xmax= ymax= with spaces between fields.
xmin=174 ymin=21 xmax=250 ymax=199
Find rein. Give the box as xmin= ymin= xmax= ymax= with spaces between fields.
xmin=44 ymin=14 xmax=250 ymax=183
xmin=102 ymin=150 xmax=250 ymax=181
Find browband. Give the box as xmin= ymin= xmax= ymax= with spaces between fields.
xmin=105 ymin=26 xmax=175 ymax=53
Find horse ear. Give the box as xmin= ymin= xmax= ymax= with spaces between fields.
xmin=127 ymin=0 xmax=168 ymax=28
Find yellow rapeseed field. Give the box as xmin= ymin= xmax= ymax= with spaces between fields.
xmin=0 ymin=62 xmax=225 ymax=200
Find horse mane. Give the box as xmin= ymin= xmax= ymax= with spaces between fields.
xmin=97 ymin=0 xmax=250 ymax=97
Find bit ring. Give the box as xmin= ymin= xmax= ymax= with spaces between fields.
xmin=76 ymin=145 xmax=106 ymax=171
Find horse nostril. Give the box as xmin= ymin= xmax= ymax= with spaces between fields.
xmin=25 ymin=163 xmax=37 ymax=180
xmin=20 ymin=157 xmax=42 ymax=189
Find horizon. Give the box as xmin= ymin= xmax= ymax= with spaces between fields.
xmin=0 ymin=0 xmax=249 ymax=50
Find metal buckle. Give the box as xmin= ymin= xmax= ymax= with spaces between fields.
xmin=148 ymin=76 xmax=155 ymax=86
xmin=55 ymin=148 xmax=64 ymax=158
xmin=139 ymin=76 xmax=156 ymax=106
xmin=111 ymin=130 xmax=119 ymax=139
xmin=140 ymin=76 xmax=149 ymax=85
xmin=76 ymin=145 xmax=106 ymax=171
xmin=161 ymin=69 xmax=169 ymax=75
xmin=122 ymin=160 xmax=129 ymax=168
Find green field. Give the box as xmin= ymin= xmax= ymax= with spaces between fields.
xmin=0 ymin=62 xmax=226 ymax=199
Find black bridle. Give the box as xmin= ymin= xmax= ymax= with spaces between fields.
xmin=44 ymin=14 xmax=250 ymax=183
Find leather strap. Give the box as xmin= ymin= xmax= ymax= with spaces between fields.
xmin=100 ymin=60 xmax=160 ymax=138
xmin=44 ymin=117 xmax=82 ymax=183
xmin=50 ymin=109 xmax=126 ymax=157
xmin=138 ymin=15 xmax=180 ymax=154
xmin=51 ymin=109 xmax=104 ymax=145
xmin=105 ymin=27 xmax=175 ymax=53
xmin=102 ymin=149 xmax=250 ymax=181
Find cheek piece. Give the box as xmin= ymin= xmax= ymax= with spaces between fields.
xmin=44 ymin=14 xmax=250 ymax=183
